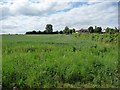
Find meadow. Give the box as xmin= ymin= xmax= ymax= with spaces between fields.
xmin=2 ymin=33 xmax=119 ymax=89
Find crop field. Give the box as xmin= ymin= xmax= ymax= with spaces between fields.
xmin=2 ymin=34 xmax=119 ymax=88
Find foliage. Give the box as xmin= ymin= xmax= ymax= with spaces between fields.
xmin=63 ymin=26 xmax=69 ymax=34
xmin=26 ymin=25 xmax=119 ymax=35
xmin=2 ymin=34 xmax=118 ymax=89
xmin=59 ymin=31 xmax=63 ymax=34
xmin=26 ymin=24 xmax=60 ymax=34
xmin=88 ymin=26 xmax=102 ymax=33
xmin=105 ymin=27 xmax=119 ymax=34
xmin=26 ymin=30 xmax=59 ymax=34
xmin=73 ymin=32 xmax=119 ymax=44
xmin=88 ymin=26 xmax=94 ymax=33
xmin=45 ymin=24 xmax=53 ymax=33
xmin=63 ymin=26 xmax=75 ymax=35
xmin=94 ymin=26 xmax=102 ymax=33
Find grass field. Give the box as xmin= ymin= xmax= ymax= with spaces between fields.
xmin=2 ymin=34 xmax=119 ymax=88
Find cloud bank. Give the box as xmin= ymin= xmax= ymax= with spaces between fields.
xmin=0 ymin=0 xmax=118 ymax=34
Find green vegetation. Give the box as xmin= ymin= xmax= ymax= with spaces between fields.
xmin=2 ymin=33 xmax=119 ymax=89
xmin=73 ymin=33 xmax=119 ymax=44
xmin=45 ymin=24 xmax=53 ymax=33
xmin=63 ymin=26 xmax=75 ymax=35
xmin=26 ymin=24 xmax=119 ymax=35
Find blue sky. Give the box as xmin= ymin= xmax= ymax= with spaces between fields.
xmin=0 ymin=0 xmax=119 ymax=34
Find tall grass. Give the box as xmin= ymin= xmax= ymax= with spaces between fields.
xmin=2 ymin=34 xmax=118 ymax=88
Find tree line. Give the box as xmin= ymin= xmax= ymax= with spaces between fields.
xmin=26 ymin=24 xmax=75 ymax=35
xmin=26 ymin=24 xmax=59 ymax=34
xmin=26 ymin=24 xmax=119 ymax=35
xmin=88 ymin=26 xmax=119 ymax=34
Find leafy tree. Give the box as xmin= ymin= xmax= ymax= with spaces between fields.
xmin=114 ymin=27 xmax=119 ymax=33
xmin=63 ymin=26 xmax=70 ymax=34
xmin=59 ymin=31 xmax=63 ymax=34
xmin=38 ymin=31 xmax=41 ymax=34
xmin=105 ymin=27 xmax=117 ymax=34
xmin=63 ymin=27 xmax=75 ymax=34
xmin=69 ymin=28 xmax=76 ymax=34
xmin=72 ymin=28 xmax=75 ymax=33
xmin=106 ymin=27 xmax=111 ymax=33
xmin=94 ymin=26 xmax=102 ymax=33
xmin=45 ymin=24 xmax=53 ymax=33
xmin=97 ymin=27 xmax=102 ymax=33
xmin=70 ymin=29 xmax=73 ymax=34
xmin=95 ymin=26 xmax=97 ymax=30
xmin=88 ymin=26 xmax=94 ymax=33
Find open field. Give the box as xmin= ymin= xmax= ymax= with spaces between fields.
xmin=2 ymin=34 xmax=119 ymax=88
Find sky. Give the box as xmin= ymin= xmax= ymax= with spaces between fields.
xmin=0 ymin=0 xmax=119 ymax=34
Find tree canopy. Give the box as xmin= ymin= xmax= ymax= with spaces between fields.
xmin=63 ymin=26 xmax=75 ymax=34
xmin=45 ymin=24 xmax=53 ymax=33
xmin=25 ymin=24 xmax=119 ymax=35
xmin=88 ymin=26 xmax=94 ymax=33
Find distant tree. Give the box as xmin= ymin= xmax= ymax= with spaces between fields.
xmin=59 ymin=31 xmax=63 ymax=34
xmin=115 ymin=27 xmax=119 ymax=33
xmin=88 ymin=26 xmax=94 ymax=33
xmin=105 ymin=27 xmax=117 ymax=34
xmin=97 ymin=27 xmax=102 ymax=33
xmin=38 ymin=31 xmax=41 ymax=34
xmin=72 ymin=28 xmax=75 ymax=33
xmin=63 ymin=26 xmax=70 ymax=34
xmin=56 ymin=31 xmax=59 ymax=34
xmin=105 ymin=27 xmax=110 ymax=33
xmin=32 ymin=30 xmax=37 ymax=34
xmin=26 ymin=29 xmax=60 ymax=35
xmin=52 ymin=31 xmax=58 ymax=34
xmin=95 ymin=26 xmax=97 ymax=30
xmin=45 ymin=24 xmax=53 ymax=33
xmin=94 ymin=26 xmax=102 ymax=33
xmin=70 ymin=29 xmax=73 ymax=34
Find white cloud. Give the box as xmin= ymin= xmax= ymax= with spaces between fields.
xmin=8 ymin=0 xmax=73 ymax=16
xmin=46 ymin=2 xmax=117 ymax=29
xmin=0 ymin=0 xmax=118 ymax=34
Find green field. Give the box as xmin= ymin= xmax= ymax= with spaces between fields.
xmin=2 ymin=34 xmax=119 ymax=88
